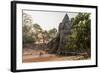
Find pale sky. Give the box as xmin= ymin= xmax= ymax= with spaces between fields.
xmin=23 ymin=10 xmax=78 ymax=31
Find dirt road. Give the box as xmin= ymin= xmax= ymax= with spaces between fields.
xmin=22 ymin=49 xmax=90 ymax=63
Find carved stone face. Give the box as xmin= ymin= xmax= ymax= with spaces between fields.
xmin=64 ymin=22 xmax=71 ymax=30
xmin=59 ymin=23 xmax=64 ymax=31
xmin=59 ymin=22 xmax=71 ymax=31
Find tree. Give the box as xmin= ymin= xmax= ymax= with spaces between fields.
xmin=41 ymin=30 xmax=49 ymax=44
xmin=23 ymin=13 xmax=33 ymax=26
xmin=22 ymin=13 xmax=35 ymax=44
xmin=33 ymin=24 xmax=42 ymax=32
xmin=48 ymin=28 xmax=57 ymax=40
xmin=65 ymin=13 xmax=91 ymax=56
xmin=32 ymin=24 xmax=43 ymax=43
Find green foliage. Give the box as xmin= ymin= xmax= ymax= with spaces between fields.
xmin=48 ymin=28 xmax=57 ymax=39
xmin=22 ymin=13 xmax=35 ymax=44
xmin=33 ymin=24 xmax=42 ymax=32
xmin=23 ymin=35 xmax=35 ymax=44
xmin=22 ymin=13 xmax=58 ymax=44
xmin=23 ymin=13 xmax=33 ymax=26
xmin=65 ymin=13 xmax=91 ymax=54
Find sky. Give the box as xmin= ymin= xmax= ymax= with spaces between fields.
xmin=23 ymin=10 xmax=78 ymax=31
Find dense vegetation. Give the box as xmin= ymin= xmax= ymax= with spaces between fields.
xmin=22 ymin=13 xmax=57 ymax=44
xmin=65 ymin=13 xmax=91 ymax=56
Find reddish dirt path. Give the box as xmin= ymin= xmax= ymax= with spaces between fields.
xmin=22 ymin=49 xmax=90 ymax=63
